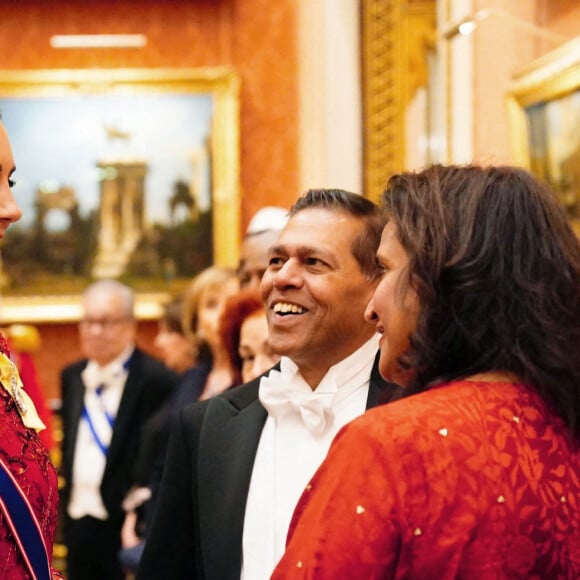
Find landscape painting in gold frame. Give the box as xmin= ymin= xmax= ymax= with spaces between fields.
xmin=0 ymin=68 xmax=240 ymax=323
xmin=508 ymin=37 xmax=580 ymax=237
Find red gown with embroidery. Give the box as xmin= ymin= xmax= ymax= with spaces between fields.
xmin=273 ymin=380 xmax=580 ymax=579
xmin=0 ymin=336 xmax=59 ymax=579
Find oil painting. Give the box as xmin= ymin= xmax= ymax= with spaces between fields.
xmin=0 ymin=68 xmax=240 ymax=322
xmin=508 ymin=37 xmax=580 ymax=235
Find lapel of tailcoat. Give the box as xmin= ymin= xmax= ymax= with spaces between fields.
xmin=65 ymin=367 xmax=87 ymax=481
xmin=102 ymin=351 xmax=142 ymax=474
xmin=198 ymin=376 xmax=267 ymax=580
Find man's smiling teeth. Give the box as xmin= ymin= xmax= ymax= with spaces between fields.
xmin=273 ymin=302 xmax=305 ymax=314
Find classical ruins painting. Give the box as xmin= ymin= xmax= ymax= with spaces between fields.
xmin=524 ymin=88 xmax=580 ymax=220
xmin=508 ymin=37 xmax=580 ymax=237
xmin=0 ymin=89 xmax=217 ymax=296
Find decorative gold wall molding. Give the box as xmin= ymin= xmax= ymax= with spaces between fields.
xmin=362 ymin=0 xmax=404 ymax=203
xmin=362 ymin=0 xmax=436 ymax=202
xmin=508 ymin=36 xmax=580 ymax=236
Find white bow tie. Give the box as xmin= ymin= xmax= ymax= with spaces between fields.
xmin=259 ymin=368 xmax=337 ymax=436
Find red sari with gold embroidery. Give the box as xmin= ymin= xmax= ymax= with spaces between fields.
xmin=273 ymin=380 xmax=580 ymax=579
xmin=0 ymin=337 xmax=59 ymax=579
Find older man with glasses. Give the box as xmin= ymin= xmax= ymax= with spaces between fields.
xmin=60 ymin=279 xmax=179 ymax=580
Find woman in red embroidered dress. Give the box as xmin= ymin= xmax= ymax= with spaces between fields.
xmin=0 ymin=120 xmax=61 ymax=578
xmin=273 ymin=164 xmax=580 ymax=579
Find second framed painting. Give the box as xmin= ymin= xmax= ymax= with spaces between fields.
xmin=0 ymin=67 xmax=240 ymax=322
xmin=508 ymin=37 xmax=580 ymax=236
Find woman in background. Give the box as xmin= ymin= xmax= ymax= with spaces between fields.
xmin=220 ymin=288 xmax=280 ymax=384
xmin=273 ymin=164 xmax=580 ymax=579
xmin=0 ymin=120 xmax=62 ymax=578
xmin=119 ymin=297 xmax=196 ymax=570
xmin=153 ymin=298 xmax=197 ymax=378
xmin=181 ymin=265 xmax=239 ymax=400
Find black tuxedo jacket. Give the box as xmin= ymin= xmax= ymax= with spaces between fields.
xmin=60 ymin=347 xmax=179 ymax=526
xmin=137 ymin=354 xmax=399 ymax=580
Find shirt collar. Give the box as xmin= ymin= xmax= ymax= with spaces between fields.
xmin=92 ymin=344 xmax=135 ymax=375
xmin=278 ymin=333 xmax=380 ymax=393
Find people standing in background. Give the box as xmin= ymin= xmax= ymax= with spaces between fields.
xmin=273 ymin=165 xmax=580 ymax=579
xmin=220 ymin=288 xmax=280 ymax=384
xmin=119 ymin=297 xmax=197 ymax=572
xmin=0 ymin=118 xmax=63 ymax=578
xmin=60 ymin=280 xmax=179 ymax=580
xmin=238 ymin=205 xmax=288 ymax=290
xmin=137 ymin=189 xmax=400 ymax=580
xmin=119 ymin=266 xmax=238 ymax=574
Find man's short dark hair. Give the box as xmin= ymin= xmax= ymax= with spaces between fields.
xmin=290 ymin=188 xmax=385 ymax=280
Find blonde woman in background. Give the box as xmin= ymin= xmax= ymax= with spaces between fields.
xmin=181 ymin=265 xmax=239 ymax=401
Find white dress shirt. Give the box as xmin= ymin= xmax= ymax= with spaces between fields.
xmin=241 ymin=334 xmax=379 ymax=580
xmin=68 ymin=346 xmax=134 ymax=520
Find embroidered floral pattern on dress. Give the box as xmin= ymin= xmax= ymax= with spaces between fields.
xmin=272 ymin=381 xmax=580 ymax=579
xmin=0 ymin=335 xmax=59 ymax=578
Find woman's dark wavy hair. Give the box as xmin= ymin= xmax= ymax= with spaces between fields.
xmin=383 ymin=164 xmax=580 ymax=434
xmin=290 ymin=188 xmax=385 ymax=281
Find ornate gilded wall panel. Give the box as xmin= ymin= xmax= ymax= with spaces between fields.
xmin=362 ymin=0 xmax=404 ymax=202
xmin=362 ymin=0 xmax=436 ymax=202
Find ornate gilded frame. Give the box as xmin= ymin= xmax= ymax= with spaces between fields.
xmin=361 ymin=0 xmax=437 ymax=202
xmin=0 ymin=67 xmax=240 ymax=322
xmin=508 ymin=37 xmax=580 ymax=235
xmin=362 ymin=0 xmax=404 ymax=203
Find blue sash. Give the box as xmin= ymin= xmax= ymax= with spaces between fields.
xmin=82 ymin=354 xmax=132 ymax=456
xmin=82 ymin=385 xmax=115 ymax=456
xmin=0 ymin=458 xmax=51 ymax=580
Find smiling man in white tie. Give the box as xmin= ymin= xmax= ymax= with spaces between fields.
xmin=137 ymin=189 xmax=401 ymax=580
xmin=60 ymin=279 xmax=179 ymax=580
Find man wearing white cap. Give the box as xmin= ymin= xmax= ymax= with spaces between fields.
xmin=238 ymin=206 xmax=288 ymax=290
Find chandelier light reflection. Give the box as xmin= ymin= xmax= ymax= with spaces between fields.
xmin=441 ymin=9 xmax=568 ymax=44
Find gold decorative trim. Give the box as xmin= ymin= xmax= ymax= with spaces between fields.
xmin=508 ymin=38 xmax=580 ymax=166
xmin=0 ymin=293 xmax=168 ymax=324
xmin=508 ymin=37 xmax=580 ymax=103
xmin=362 ymin=0 xmax=404 ymax=203
xmin=362 ymin=1 xmax=436 ymax=202
xmin=507 ymin=37 xmax=580 ymax=236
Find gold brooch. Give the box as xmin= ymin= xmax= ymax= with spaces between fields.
xmin=0 ymin=353 xmax=45 ymax=432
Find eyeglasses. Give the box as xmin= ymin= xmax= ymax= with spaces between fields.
xmin=79 ymin=318 xmax=131 ymax=331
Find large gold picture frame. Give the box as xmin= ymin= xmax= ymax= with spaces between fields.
xmin=508 ymin=37 xmax=580 ymax=235
xmin=0 ymin=67 xmax=240 ymax=323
